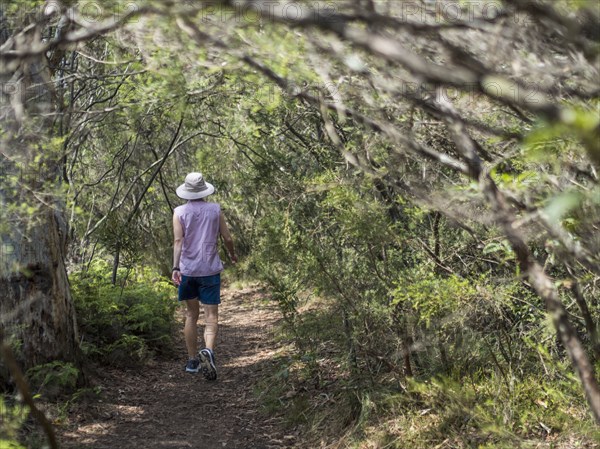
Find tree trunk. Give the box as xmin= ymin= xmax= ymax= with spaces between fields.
xmin=111 ymin=243 xmax=121 ymax=286
xmin=0 ymin=198 xmax=80 ymax=376
xmin=0 ymin=14 xmax=79 ymax=379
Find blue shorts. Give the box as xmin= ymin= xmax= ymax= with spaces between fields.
xmin=178 ymin=273 xmax=221 ymax=305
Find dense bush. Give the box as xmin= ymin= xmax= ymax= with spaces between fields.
xmin=0 ymin=396 xmax=28 ymax=449
xmin=244 ymin=170 xmax=599 ymax=446
xmin=2 ymin=1 xmax=596 ymax=447
xmin=69 ymin=260 xmax=177 ymax=367
xmin=26 ymin=361 xmax=80 ymax=400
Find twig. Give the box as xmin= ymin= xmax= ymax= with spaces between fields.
xmin=0 ymin=331 xmax=59 ymax=449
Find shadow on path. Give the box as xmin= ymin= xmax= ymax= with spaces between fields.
xmin=58 ymin=286 xmax=295 ymax=449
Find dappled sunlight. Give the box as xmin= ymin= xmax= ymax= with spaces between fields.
xmin=55 ymin=289 xmax=289 ymax=448
xmin=2 ymin=1 xmax=599 ymax=448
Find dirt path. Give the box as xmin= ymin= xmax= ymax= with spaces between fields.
xmin=59 ymin=286 xmax=296 ymax=449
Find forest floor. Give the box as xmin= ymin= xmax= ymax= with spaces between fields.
xmin=57 ymin=285 xmax=299 ymax=449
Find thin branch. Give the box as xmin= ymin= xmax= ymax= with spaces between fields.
xmin=0 ymin=330 xmax=59 ymax=449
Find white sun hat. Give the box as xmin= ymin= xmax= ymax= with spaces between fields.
xmin=176 ymin=172 xmax=215 ymax=200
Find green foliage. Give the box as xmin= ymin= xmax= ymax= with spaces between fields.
xmin=26 ymin=361 xmax=79 ymax=399
xmin=0 ymin=396 xmax=28 ymax=448
xmin=482 ymin=239 xmax=514 ymax=261
xmin=349 ymin=372 xmax=599 ymax=448
xmin=0 ymin=440 xmax=27 ymax=449
xmin=69 ymin=260 xmax=177 ymax=366
xmin=258 ymin=292 xmax=598 ymax=448
xmin=7 ymin=2 xmax=594 ymax=447
xmin=392 ymin=272 xmax=477 ymax=328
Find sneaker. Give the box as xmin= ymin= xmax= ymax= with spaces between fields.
xmin=185 ymin=358 xmax=200 ymax=373
xmin=199 ymin=348 xmax=217 ymax=381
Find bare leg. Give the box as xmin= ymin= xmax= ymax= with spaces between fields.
xmin=203 ymin=305 xmax=219 ymax=351
xmin=184 ymin=299 xmax=200 ymax=358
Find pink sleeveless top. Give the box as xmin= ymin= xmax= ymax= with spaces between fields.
xmin=175 ymin=201 xmax=223 ymax=277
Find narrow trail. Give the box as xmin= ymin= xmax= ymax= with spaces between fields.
xmin=59 ymin=286 xmax=296 ymax=449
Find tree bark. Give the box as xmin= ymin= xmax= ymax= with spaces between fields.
xmin=0 ymin=15 xmax=79 ymax=378
xmin=0 ymin=193 xmax=80 ymax=376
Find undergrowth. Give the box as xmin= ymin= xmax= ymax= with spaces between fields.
xmin=69 ymin=259 xmax=177 ymax=367
xmin=255 ymin=294 xmax=600 ymax=449
xmin=0 ymin=261 xmax=179 ymax=448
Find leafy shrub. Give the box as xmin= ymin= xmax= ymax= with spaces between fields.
xmin=69 ymin=260 xmax=177 ymax=366
xmin=0 ymin=440 xmax=26 ymax=449
xmin=26 ymin=361 xmax=79 ymax=399
xmin=392 ymin=271 xmax=477 ymax=329
xmin=0 ymin=396 xmax=28 ymax=448
xmin=259 ymin=297 xmax=600 ymax=449
xmin=104 ymin=335 xmax=149 ymax=367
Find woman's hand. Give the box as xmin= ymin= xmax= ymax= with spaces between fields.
xmin=172 ymin=270 xmax=182 ymax=286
